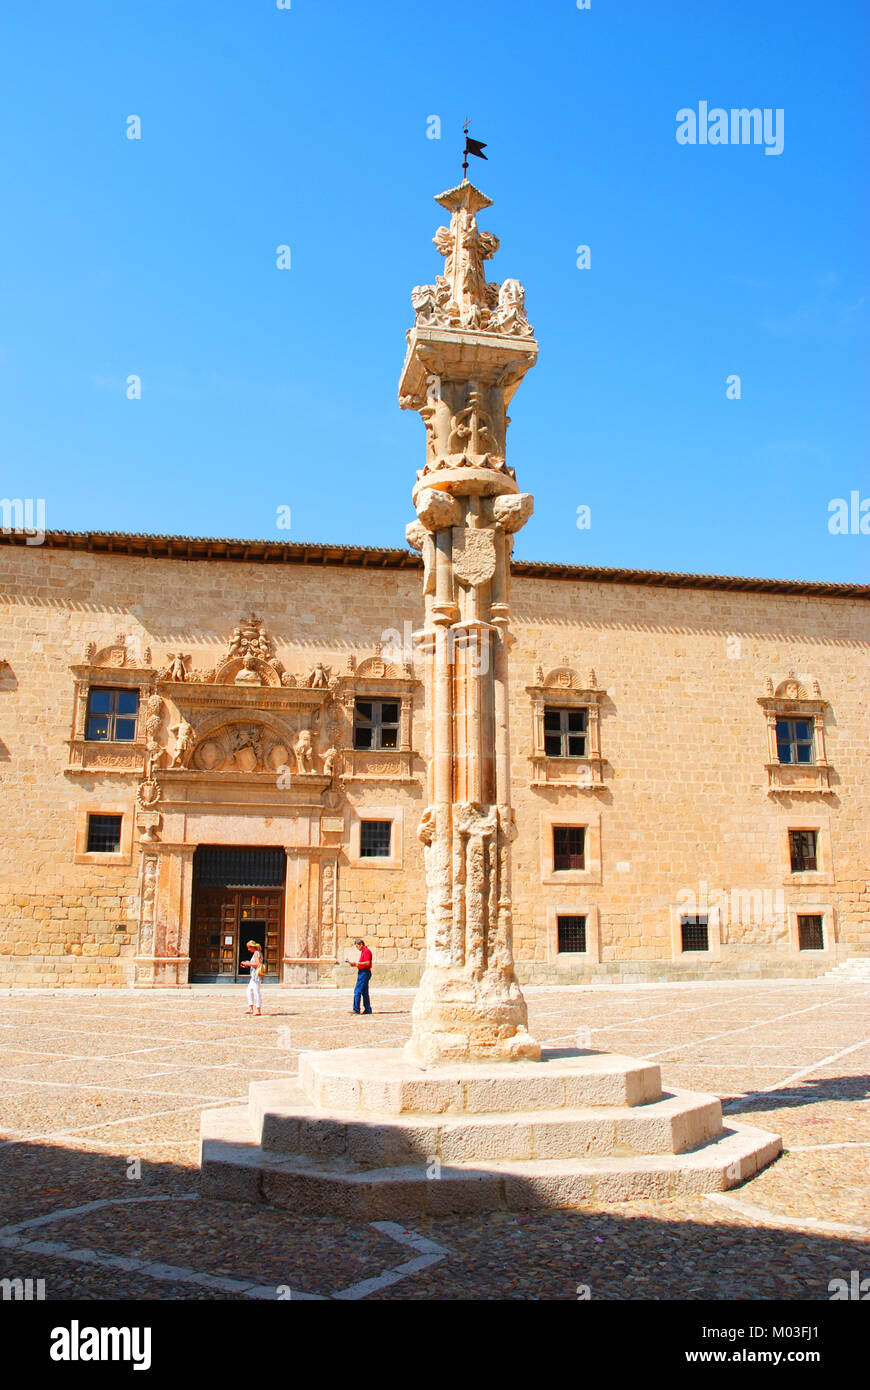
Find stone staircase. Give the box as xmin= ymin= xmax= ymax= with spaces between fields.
xmin=201 ymin=1048 xmax=781 ymax=1217
xmin=824 ymin=957 xmax=870 ymax=982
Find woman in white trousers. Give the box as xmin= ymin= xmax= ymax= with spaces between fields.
xmin=241 ymin=939 xmax=263 ymax=1016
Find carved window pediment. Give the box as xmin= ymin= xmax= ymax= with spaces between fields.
xmin=758 ymin=673 xmax=833 ymax=796
xmin=67 ymin=639 xmax=156 ymax=775
xmin=336 ymin=651 xmax=420 ymax=782
xmin=527 ymin=663 xmax=607 ymax=789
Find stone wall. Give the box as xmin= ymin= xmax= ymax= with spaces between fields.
xmin=0 ymin=542 xmax=866 ymax=986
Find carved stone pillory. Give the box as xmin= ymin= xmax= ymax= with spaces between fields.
xmin=399 ymin=178 xmax=539 ymax=1065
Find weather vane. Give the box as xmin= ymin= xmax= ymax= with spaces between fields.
xmin=462 ymin=118 xmax=488 ymax=181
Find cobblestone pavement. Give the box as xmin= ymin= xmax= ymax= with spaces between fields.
xmin=1 ymin=980 xmax=867 ymax=1301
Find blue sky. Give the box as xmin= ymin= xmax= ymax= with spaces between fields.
xmin=1 ymin=0 xmax=867 ymax=582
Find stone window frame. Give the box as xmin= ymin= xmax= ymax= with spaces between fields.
xmin=546 ymin=903 xmax=601 ymax=963
xmin=67 ymin=640 xmax=156 ymax=776
xmin=347 ymin=803 xmax=404 ymax=871
xmin=74 ymin=802 xmax=135 ymax=865
xmin=539 ymin=808 xmax=602 ymax=885
xmin=787 ymin=903 xmax=836 ymax=957
xmin=780 ymin=819 xmax=834 ymax=887
xmin=758 ymin=675 xmax=833 ymax=796
xmin=337 ymin=656 xmax=419 ymax=783
xmin=668 ymin=902 xmax=723 ymax=961
xmin=527 ymin=663 xmax=605 ymax=789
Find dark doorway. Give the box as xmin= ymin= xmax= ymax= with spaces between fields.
xmin=190 ymin=846 xmax=285 ymax=982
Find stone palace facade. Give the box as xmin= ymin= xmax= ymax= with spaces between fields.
xmin=1 ymin=178 xmax=867 ymax=991
xmin=1 ymin=531 xmax=867 ymax=989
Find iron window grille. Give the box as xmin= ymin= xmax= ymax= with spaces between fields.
xmin=681 ymin=916 xmax=709 ymax=952
xmin=789 ymin=830 xmax=818 ymax=873
xmin=360 ymin=820 xmax=392 ymax=858
xmin=797 ymin=915 xmax=825 ymax=951
xmin=194 ymin=847 xmax=285 ymax=888
xmin=85 ymin=687 xmax=139 ymax=742
xmin=353 ymin=700 xmax=400 ymax=751
xmin=557 ymin=915 xmax=587 ymax=953
xmin=776 ymin=718 xmax=814 ymax=765
xmin=553 ymin=825 xmax=585 ymax=871
xmin=543 ymin=707 xmax=588 ymax=758
xmin=86 ymin=814 xmax=123 ymax=853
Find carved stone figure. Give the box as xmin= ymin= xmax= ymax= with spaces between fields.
xmin=294 ymin=729 xmax=314 ymax=773
xmin=170 ymin=718 xmax=195 ymax=767
xmin=322 ymin=745 xmax=340 ymax=780
xmin=308 ymin=662 xmax=330 ymax=688
xmin=235 ymin=656 xmax=263 ymax=686
xmin=163 ymin=653 xmax=190 ymax=682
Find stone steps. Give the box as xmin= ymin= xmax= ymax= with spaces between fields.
xmin=297 ymin=1047 xmax=663 ymax=1113
xmin=825 ymin=958 xmax=870 ymax=982
xmin=200 ymin=1104 xmax=782 ymax=1215
xmin=249 ymin=1080 xmax=723 ymax=1163
xmin=200 ymin=1046 xmax=782 ymax=1214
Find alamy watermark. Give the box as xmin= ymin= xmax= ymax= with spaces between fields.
xmin=676 ymin=103 xmax=784 ymax=157
xmin=1 ymin=497 xmax=45 ymax=545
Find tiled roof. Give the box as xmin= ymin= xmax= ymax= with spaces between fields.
xmin=1 ymin=529 xmax=867 ymax=599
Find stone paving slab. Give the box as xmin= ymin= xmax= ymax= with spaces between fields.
xmin=0 ymin=980 xmax=867 ymax=1299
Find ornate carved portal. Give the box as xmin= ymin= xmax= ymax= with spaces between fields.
xmin=400 ymin=179 xmax=540 ymax=1065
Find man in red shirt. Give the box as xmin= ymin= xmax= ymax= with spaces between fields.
xmin=351 ymin=937 xmax=373 ymax=1015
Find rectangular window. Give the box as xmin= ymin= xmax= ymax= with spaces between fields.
xmin=86 ymin=687 xmax=139 ymax=742
xmin=360 ymin=820 xmax=392 ymax=858
xmin=543 ymin=707 xmax=587 ymax=758
xmin=353 ymin=700 xmax=400 ymax=751
xmin=797 ymin=915 xmax=825 ymax=951
xmin=789 ymin=830 xmax=818 ymax=873
xmin=86 ymin=814 xmax=123 ymax=853
xmin=681 ymin=916 xmax=709 ymax=952
xmin=776 ymin=717 xmax=814 ymax=765
xmin=557 ymin=915 xmax=587 ymax=953
xmin=553 ymin=825 xmax=585 ymax=871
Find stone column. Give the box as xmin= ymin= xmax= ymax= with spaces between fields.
xmin=399 ymin=179 xmax=540 ymax=1064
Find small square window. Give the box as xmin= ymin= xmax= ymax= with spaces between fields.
xmin=776 ymin=718 xmax=814 ymax=765
xmin=86 ymin=814 xmax=123 ymax=853
xmin=681 ymin=916 xmax=709 ymax=952
xmin=553 ymin=825 xmax=585 ymax=871
xmin=789 ymin=830 xmax=818 ymax=873
xmin=86 ymin=688 xmax=139 ymax=742
xmin=797 ymin=915 xmax=824 ymax=951
xmin=557 ymin=915 xmax=587 ymax=953
xmin=354 ymin=700 xmax=400 ymax=751
xmin=360 ymin=820 xmax=391 ymax=858
xmin=544 ymin=706 xmax=587 ymax=758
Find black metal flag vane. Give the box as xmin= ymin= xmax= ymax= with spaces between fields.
xmin=462 ymin=119 xmax=488 ymax=180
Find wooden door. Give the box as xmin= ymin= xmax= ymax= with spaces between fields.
xmin=190 ymin=887 xmax=283 ymax=980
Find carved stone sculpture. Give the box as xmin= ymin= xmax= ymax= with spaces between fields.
xmin=294 ymin=729 xmax=315 ymax=774
xmin=170 ymin=718 xmax=195 ymax=767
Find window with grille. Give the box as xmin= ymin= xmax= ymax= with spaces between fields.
xmin=86 ymin=688 xmax=139 ymax=742
xmin=86 ymin=814 xmax=123 ymax=853
xmin=557 ymin=915 xmax=587 ymax=953
xmin=353 ymin=700 xmax=400 ymax=751
xmin=776 ymin=718 xmax=814 ymax=765
xmin=194 ymin=846 xmax=285 ymax=887
xmin=797 ymin=915 xmax=825 ymax=951
xmin=789 ymin=830 xmax=818 ymax=873
xmin=553 ymin=825 xmax=585 ymax=871
xmin=544 ymin=707 xmax=587 ymax=758
xmin=360 ymin=820 xmax=392 ymax=858
xmin=681 ymin=916 xmax=709 ymax=952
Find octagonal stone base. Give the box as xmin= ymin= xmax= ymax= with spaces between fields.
xmin=200 ymin=1048 xmax=782 ymax=1217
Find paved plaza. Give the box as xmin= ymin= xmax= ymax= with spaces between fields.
xmin=0 ymin=978 xmax=867 ymax=1300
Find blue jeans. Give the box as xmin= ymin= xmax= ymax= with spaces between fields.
xmin=353 ymin=970 xmax=372 ymax=1014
